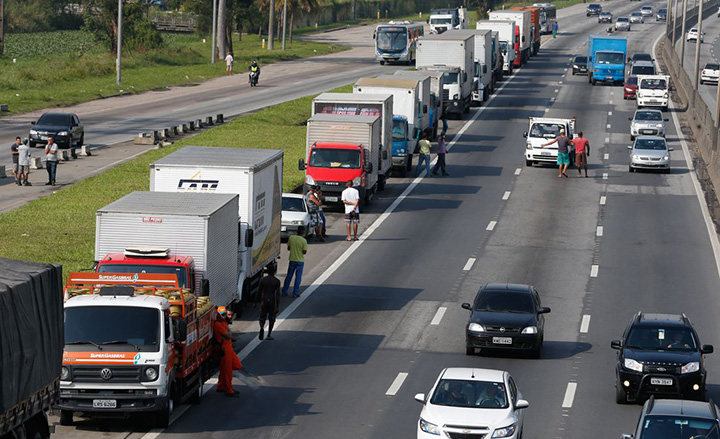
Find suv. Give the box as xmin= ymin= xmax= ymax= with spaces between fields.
xmin=586 ymin=3 xmax=602 ymax=16
xmin=612 ymin=312 xmax=714 ymax=404
xmin=622 ymin=398 xmax=720 ymax=439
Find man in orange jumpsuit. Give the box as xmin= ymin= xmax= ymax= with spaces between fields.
xmin=213 ymin=306 xmax=243 ymax=397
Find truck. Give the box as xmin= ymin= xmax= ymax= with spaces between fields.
xmin=587 ymin=35 xmax=628 ymax=85
xmin=490 ymin=30 xmax=504 ymax=82
xmin=59 ymin=272 xmax=217 ymax=428
xmin=523 ymin=117 xmax=576 ymax=167
xmin=489 ymin=10 xmax=532 ymax=66
xmin=532 ymin=3 xmax=557 ymax=34
xmin=1 ymin=258 xmax=63 ymax=439
xmin=429 ymin=7 xmax=468 ymax=34
xmin=300 ymin=114 xmax=384 ymax=204
xmin=636 ymin=75 xmax=669 ymax=110
xmin=354 ymin=76 xmax=430 ymax=173
xmin=456 ymin=29 xmax=495 ymax=104
xmin=477 ymin=20 xmax=517 ymax=75
xmin=150 ymin=146 xmax=282 ymax=305
xmin=393 ymin=70 xmax=443 ymax=139
xmin=510 ymin=6 xmax=541 ymax=56
xmin=94 ymin=191 xmax=241 ymax=306
xmin=416 ymin=31 xmax=474 ymax=117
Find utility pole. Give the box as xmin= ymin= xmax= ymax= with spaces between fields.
xmin=715 ymin=59 xmax=720 ymax=123
xmin=680 ymin=0 xmax=687 ymax=66
xmin=0 ymin=0 xmax=4 ymax=56
xmin=116 ymin=0 xmax=122 ymax=86
xmin=673 ymin=0 xmax=678 ymax=44
xmin=666 ymin=0 xmax=672 ymax=37
xmin=211 ymin=0 xmax=217 ymax=64
xmin=693 ymin=0 xmax=703 ymax=91
xmin=281 ymin=0 xmax=287 ymax=50
xmin=268 ymin=0 xmax=275 ymax=50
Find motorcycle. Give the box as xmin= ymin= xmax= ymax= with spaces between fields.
xmin=249 ymin=70 xmax=259 ymax=87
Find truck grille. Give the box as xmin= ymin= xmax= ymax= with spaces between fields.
xmin=443 ymin=89 xmax=450 ymax=101
xmin=72 ymin=366 xmax=142 ymax=383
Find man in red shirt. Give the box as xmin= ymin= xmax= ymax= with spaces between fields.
xmin=213 ymin=307 xmax=243 ymax=397
xmin=572 ymin=132 xmax=590 ymax=177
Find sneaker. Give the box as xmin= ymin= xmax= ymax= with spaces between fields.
xmin=292 ymin=294 xmax=300 ymax=298
xmin=45 ymin=182 xmax=52 ymax=186
xmin=258 ymin=328 xmax=264 ymax=340
xmin=24 ymin=182 xmax=32 ymax=186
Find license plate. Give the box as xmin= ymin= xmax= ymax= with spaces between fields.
xmin=281 ymin=226 xmax=287 ymax=232
xmin=492 ymin=337 xmax=513 ymax=345
xmin=92 ymin=399 xmax=117 ymax=409
xmin=641 ymin=130 xmax=654 ymax=134
xmin=650 ymin=378 xmax=673 ymax=386
xmin=325 ymin=196 xmax=338 ymax=202
xmin=40 ymin=135 xmax=48 ymax=140
xmin=541 ymin=151 xmax=551 ymax=156
xmin=606 ymin=77 xmax=614 ymax=81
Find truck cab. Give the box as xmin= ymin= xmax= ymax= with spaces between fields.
xmin=636 ymin=75 xmax=669 ymax=110
xmin=523 ymin=117 xmax=576 ymax=166
xmin=392 ymin=115 xmax=414 ymax=174
xmin=588 ymin=35 xmax=628 ymax=85
xmin=301 ymin=142 xmax=373 ymax=205
xmin=95 ymin=248 xmax=198 ymax=293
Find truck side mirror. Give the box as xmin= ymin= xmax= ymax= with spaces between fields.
xmin=245 ymin=228 xmax=254 ymax=248
xmin=201 ymin=279 xmax=210 ymax=297
xmin=298 ymin=158 xmax=306 ymax=171
xmin=383 ymin=150 xmax=388 ymax=159
xmin=423 ymin=104 xmax=428 ymax=114
xmin=523 ymin=132 xmax=528 ymax=138
xmin=175 ymin=320 xmax=187 ymax=342
xmin=483 ymin=65 xmax=487 ymax=74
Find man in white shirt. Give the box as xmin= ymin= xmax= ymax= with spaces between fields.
xmin=45 ymin=137 xmax=58 ymax=186
xmin=341 ymin=180 xmax=360 ymax=241
xmin=225 ymin=51 xmax=234 ymax=75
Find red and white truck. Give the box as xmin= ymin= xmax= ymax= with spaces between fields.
xmin=489 ymin=10 xmax=532 ymax=66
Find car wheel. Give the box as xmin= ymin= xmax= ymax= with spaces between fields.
xmin=630 ymin=135 xmax=635 ymax=141
xmin=67 ymin=135 xmax=73 ymax=149
xmin=665 ymin=168 xmax=671 ymax=174
xmin=629 ymin=165 xmax=635 ymax=173
xmin=29 ymin=141 xmax=36 ymax=148
xmin=530 ymin=341 xmax=542 ymax=359
xmin=615 ymin=382 xmax=628 ymax=404
xmin=526 ymin=159 xmax=533 ymax=167
xmin=701 ymin=79 xmax=704 ymax=85
xmin=465 ymin=345 xmax=475 ymax=355
xmin=59 ymin=410 xmax=73 ymax=426
xmin=78 ymin=134 xmax=84 ymax=147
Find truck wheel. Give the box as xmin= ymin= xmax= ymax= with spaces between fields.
xmin=378 ymin=175 xmax=387 ymax=191
xmin=59 ymin=410 xmax=73 ymax=426
xmin=380 ymin=60 xmax=385 ymax=65
xmin=525 ymin=159 xmax=533 ymax=167
xmin=463 ymin=104 xmax=470 ymax=114
xmin=588 ymin=74 xmax=592 ymax=84
xmin=155 ymin=397 xmax=174 ymax=428
xmin=188 ymin=380 xmax=203 ymax=404
xmin=591 ymin=76 xmax=597 ymax=86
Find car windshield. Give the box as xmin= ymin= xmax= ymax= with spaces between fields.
xmin=376 ymin=29 xmax=407 ymax=53
xmin=430 ymin=380 xmax=509 ymax=409
xmin=631 ymin=12 xmax=642 ymax=16
xmin=475 ymin=290 xmax=535 ymax=313
xmin=633 ymin=53 xmax=652 ymax=61
xmin=530 ymin=123 xmax=564 ymax=138
xmin=640 ymin=78 xmax=667 ymax=90
xmin=659 ymin=8 xmax=667 ymax=13
xmin=627 ymin=76 xmax=638 ymax=85
xmin=37 ymin=113 xmax=72 ymax=126
xmin=393 ymin=119 xmax=408 ymax=140
xmin=430 ymin=18 xmax=452 ymax=24
xmin=574 ymin=56 xmax=587 ymax=63
xmin=443 ymin=72 xmax=459 ymax=84
xmin=691 ymin=28 xmax=698 ymax=33
xmin=641 ymin=416 xmax=720 ymax=439
xmin=642 ymin=7 xmax=652 ymax=10
xmin=499 ymin=41 xmax=508 ymax=53
xmin=589 ymin=4 xmax=600 ymax=9
xmin=632 ymin=66 xmax=656 ymax=75
xmin=705 ymin=64 xmax=720 ymax=70
xmin=65 ymin=306 xmax=160 ymax=352
xmin=96 ymin=264 xmax=188 ymax=289
xmin=626 ymin=327 xmax=697 ymax=351
xmin=618 ymin=17 xmax=629 ymax=22
xmin=309 ymin=148 xmax=361 ymax=169
xmin=600 ymin=12 xmax=611 ymax=16
xmin=635 ymin=111 xmax=663 ymax=121
xmin=597 ymin=52 xmax=625 ymax=64
xmin=282 ymin=197 xmax=306 ymax=212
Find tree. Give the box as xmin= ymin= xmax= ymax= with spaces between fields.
xmin=83 ymin=0 xmax=162 ymax=53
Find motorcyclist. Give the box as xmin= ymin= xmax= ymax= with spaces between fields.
xmin=249 ymin=60 xmax=260 ymax=85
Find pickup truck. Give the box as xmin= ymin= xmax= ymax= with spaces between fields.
xmin=523 ymin=117 xmax=576 ymax=167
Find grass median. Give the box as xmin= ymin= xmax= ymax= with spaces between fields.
xmin=0 ymin=84 xmax=353 ymax=276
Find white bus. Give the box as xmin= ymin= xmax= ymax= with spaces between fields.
xmin=374 ymin=21 xmax=424 ymax=65
xmin=532 ymin=3 xmax=557 ymax=34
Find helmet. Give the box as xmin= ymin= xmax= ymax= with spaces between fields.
xmin=217 ymin=306 xmax=228 ymax=315
xmin=252 ymin=60 xmax=257 ymax=66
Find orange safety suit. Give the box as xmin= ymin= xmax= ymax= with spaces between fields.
xmin=213 ymin=318 xmax=243 ymax=394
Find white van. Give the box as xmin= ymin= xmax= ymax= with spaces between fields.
xmin=636 ymin=75 xmax=669 ymax=110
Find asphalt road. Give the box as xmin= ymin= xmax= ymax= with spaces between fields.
xmin=48 ymin=2 xmax=720 ymax=439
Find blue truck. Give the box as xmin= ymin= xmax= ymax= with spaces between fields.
xmin=587 ymin=35 xmax=628 ymax=85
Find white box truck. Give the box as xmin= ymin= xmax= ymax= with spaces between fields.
xmin=456 ymin=29 xmax=495 ymax=104
xmin=95 ymin=191 xmax=241 ymax=307
xmin=394 ymin=70 xmax=444 ymax=139
xmin=416 ymin=31 xmax=474 ymax=117
xmin=149 ymin=146 xmax=283 ymax=305
xmin=477 ymin=20 xmax=517 ymax=74
xmin=489 ymin=10 xmax=531 ymax=66
xmin=429 ymin=7 xmax=468 ymax=33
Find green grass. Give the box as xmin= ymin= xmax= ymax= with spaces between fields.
xmin=0 ymin=32 xmax=347 ymax=115
xmin=0 ymin=84 xmax=353 ymax=276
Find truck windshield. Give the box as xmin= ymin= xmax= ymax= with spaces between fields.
xmin=530 ymin=123 xmax=564 ymax=138
xmin=376 ymin=29 xmax=408 ymax=53
xmin=97 ymin=264 xmax=187 ymax=289
xmin=309 ymin=149 xmax=361 ymax=169
xmin=430 ymin=18 xmax=452 ymax=24
xmin=443 ymin=72 xmax=459 ymax=84
xmin=499 ymin=41 xmax=508 ymax=54
xmin=640 ymin=78 xmax=667 ymax=90
xmin=596 ymin=53 xmax=625 ymax=64
xmin=393 ymin=119 xmax=408 ymax=140
xmin=65 ymin=306 xmax=160 ymax=352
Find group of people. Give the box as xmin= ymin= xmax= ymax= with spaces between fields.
xmin=224 ymin=52 xmax=261 ymax=83
xmin=9 ymin=136 xmax=59 ymax=186
xmin=416 ymin=131 xmax=450 ymax=177
xmin=542 ymin=129 xmax=591 ymax=178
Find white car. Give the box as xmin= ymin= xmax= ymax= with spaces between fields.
xmin=415 ymin=368 xmax=529 ymax=439
xmin=629 ymin=109 xmax=668 ymax=140
xmin=615 ymin=17 xmax=632 ymax=31
xmin=701 ymin=63 xmax=720 ymax=84
xmin=640 ymin=5 xmax=653 ymax=16
xmin=687 ymin=28 xmax=704 ymax=42
xmin=281 ymin=193 xmax=316 ymax=239
xmin=629 ymin=12 xmax=644 ymax=23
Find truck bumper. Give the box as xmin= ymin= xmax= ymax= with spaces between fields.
xmin=637 ymin=97 xmax=668 ymax=108
xmin=56 ymin=390 xmax=168 ymax=413
xmin=446 ymin=99 xmax=465 ymax=115
xmin=392 ymin=155 xmax=409 ymax=168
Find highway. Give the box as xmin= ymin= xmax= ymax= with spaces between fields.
xmin=46 ymin=0 xmax=720 ymax=438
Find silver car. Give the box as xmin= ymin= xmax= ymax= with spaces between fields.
xmin=628 ymin=136 xmax=673 ymax=173
xmin=640 ymin=5 xmax=653 ymax=16
xmin=629 ymin=110 xmax=668 ymax=140
xmin=616 ymin=17 xmax=632 ymax=31
xmin=630 ymin=12 xmax=644 ymax=23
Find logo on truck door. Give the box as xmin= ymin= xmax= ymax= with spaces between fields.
xmin=176 ymin=171 xmax=218 ymax=191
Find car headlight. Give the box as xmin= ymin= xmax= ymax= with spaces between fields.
xmin=61 ymin=366 xmax=70 ymax=381
xmin=664 ymin=93 xmax=669 ymax=98
xmin=305 ymin=174 xmax=315 ymax=185
xmin=419 ymin=418 xmax=441 ymax=435
xmin=526 ymin=143 xmax=533 ymax=150
xmin=624 ymin=358 xmax=644 ymax=372
xmin=143 ymin=366 xmax=159 ymax=381
xmin=30 ymin=130 xmax=38 ymax=135
xmin=522 ymin=326 xmax=538 ymax=334
xmin=682 ymin=362 xmax=700 ymax=374
xmin=292 ymin=220 xmax=304 ymax=225
xmin=468 ymin=323 xmax=485 ymax=333
xmin=453 ymin=94 xmax=459 ymax=100
xmin=632 ymin=154 xmax=640 ymax=160
xmin=353 ymin=176 xmax=362 ymax=187
xmin=57 ymin=131 xmax=68 ymax=136
xmin=625 ymin=87 xmax=632 ymax=92
xmin=397 ymin=148 xmax=406 ymax=154
xmin=663 ymin=155 xmax=669 ymax=161
xmin=493 ymin=424 xmax=517 ymax=438
xmin=656 ymin=124 xmax=664 ymax=128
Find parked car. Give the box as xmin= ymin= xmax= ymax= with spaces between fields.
xmin=462 ymin=283 xmax=550 ymax=358
xmin=622 ymin=398 xmax=720 ymax=439
xmin=281 ymin=193 xmax=316 ymax=239
xmin=572 ymin=56 xmax=588 ymax=75
xmin=656 ymin=8 xmax=667 ymax=21
xmin=640 ymin=5 xmax=653 ymax=16
xmin=701 ymin=63 xmax=720 ymax=84
xmin=616 ymin=17 xmax=632 ymax=31
xmin=687 ymin=28 xmax=704 ymax=42
xmin=598 ymin=11 xmax=613 ymax=23
xmin=624 ymin=75 xmax=638 ymax=99
xmin=629 ymin=109 xmax=668 ymax=140
xmin=630 ymin=12 xmax=645 ymax=23
xmin=586 ymin=3 xmax=602 ymax=16
xmin=28 ymin=112 xmax=84 ymax=149
xmin=628 ymin=137 xmax=673 ymax=173
xmin=415 ymin=368 xmax=529 ymax=439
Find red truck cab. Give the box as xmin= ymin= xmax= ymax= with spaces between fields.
xmin=95 ymin=249 xmax=199 ymax=294
xmin=301 ymin=142 xmax=371 ymax=204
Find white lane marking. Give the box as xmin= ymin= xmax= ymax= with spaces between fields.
xmin=386 ymin=372 xmax=409 ymax=396
xmin=603 ymin=173 xmax=608 ymax=180
xmin=545 ymin=108 xmax=550 ymax=112
xmin=550 ymin=97 xmax=556 ymax=102
xmin=562 ymin=382 xmax=578 ymax=408
xmin=606 ymin=124 xmax=611 ymax=129
xmin=580 ymin=315 xmax=591 ymax=333
xmin=463 ymin=258 xmax=476 ymax=271
xmin=502 ymin=191 xmax=511 ymax=200
xmin=597 ymin=226 xmax=604 ymax=236
xmin=431 ymin=307 xmax=448 ymax=325
xmin=609 ymin=100 xmax=614 ymax=105
xmin=590 ymin=265 xmax=599 ymax=277
xmin=605 ymin=137 xmax=610 ymax=143
xmin=515 ymin=168 xmax=522 ymax=175
xmin=600 ymin=196 xmax=607 ymax=205
xmin=486 ymin=221 xmax=497 ymax=231
xmin=604 ymin=153 xmax=610 ymax=160
xmin=554 ymin=89 xmax=559 ymax=93
xmin=558 ymin=81 xmax=564 ymax=84
xmin=608 ymin=111 xmax=613 ymax=116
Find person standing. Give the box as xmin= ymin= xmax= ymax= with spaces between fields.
xmin=282 ymin=226 xmax=308 ymax=298
xmin=44 ymin=137 xmax=58 ymax=185
xmin=305 ymin=186 xmax=325 ymax=241
xmin=225 ymin=51 xmax=234 ymax=75
xmin=315 ymin=186 xmax=327 ymax=238
xmin=341 ymin=180 xmax=360 ymax=241
xmin=431 ymin=131 xmax=450 ymax=176
xmin=572 ymin=131 xmax=590 ymax=177
xmin=17 ymin=138 xmax=32 ymax=186
xmin=541 ymin=128 xmax=571 ymax=178
xmin=553 ymin=21 xmax=559 ymax=38
xmin=11 ymin=137 xmax=21 ymax=185
xmin=213 ymin=307 xmax=243 ymax=397
xmin=415 ymin=133 xmax=432 ymax=177
xmin=258 ymin=264 xmax=281 ymax=341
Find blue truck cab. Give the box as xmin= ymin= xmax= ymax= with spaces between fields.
xmin=587 ymin=35 xmax=628 ymax=85
xmin=392 ymin=115 xmax=415 ymax=174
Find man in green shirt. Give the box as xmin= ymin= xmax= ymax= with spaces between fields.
xmin=282 ymin=226 xmax=308 ymax=298
xmin=415 ymin=133 xmax=432 ymax=177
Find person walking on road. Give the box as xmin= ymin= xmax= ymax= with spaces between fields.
xmin=225 ymin=51 xmax=234 ymax=75
xmin=305 ymin=186 xmax=325 ymax=241
xmin=11 ymin=137 xmax=21 ymax=185
xmin=44 ymin=137 xmax=58 ymax=186
xmin=17 ymin=139 xmax=31 ymax=186
xmin=415 ymin=133 xmax=432 ymax=177
xmin=341 ymin=180 xmax=360 ymax=241
xmin=553 ymin=21 xmax=558 ymax=38
xmin=572 ymin=131 xmax=590 ymax=177
xmin=431 ymin=131 xmax=450 ymax=176
xmin=282 ymin=226 xmax=308 ymax=298
xmin=315 ymin=187 xmax=327 ymax=238
xmin=542 ymin=129 xmax=571 ymax=178
xmin=213 ymin=307 xmax=243 ymax=397
xmin=258 ymin=264 xmax=281 ymax=341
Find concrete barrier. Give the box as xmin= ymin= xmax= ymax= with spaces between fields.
xmin=80 ymin=145 xmax=92 ymax=156
xmin=59 ymin=150 xmax=71 ymax=161
xmin=195 ymin=119 xmax=204 ymax=129
xmin=162 ymin=128 xmax=171 ymax=138
xmin=70 ymin=148 xmax=78 ymax=159
xmin=171 ymin=126 xmax=179 ymax=136
xmin=205 ymin=116 xmax=214 ymax=126
xmin=177 ymin=124 xmax=187 ymax=134
xmin=216 ymin=114 xmax=224 ymax=123
xmin=188 ymin=121 xmax=196 ymax=131
xmin=30 ymin=157 xmax=43 ymax=169
xmin=135 ymin=132 xmax=156 ymax=145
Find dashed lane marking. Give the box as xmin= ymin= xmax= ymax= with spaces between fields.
xmin=431 ymin=307 xmax=447 ymax=325
xmin=603 ymin=173 xmax=608 ymax=180
xmin=486 ymin=221 xmax=497 ymax=231
xmin=604 ymin=153 xmax=610 ymax=160
xmin=515 ymin=168 xmax=522 ymax=175
xmin=580 ymin=315 xmax=591 ymax=333
xmin=562 ymin=382 xmax=578 ymax=408
xmin=600 ymin=195 xmax=607 ymax=205
xmin=605 ymin=137 xmax=610 ymax=143
xmin=502 ymin=191 xmax=511 ymax=200
xmin=608 ymin=111 xmax=613 ymax=116
xmin=463 ymin=258 xmax=476 ymax=271
xmin=597 ymin=226 xmax=604 ymax=237
xmin=386 ymin=373 xmax=409 ymax=396
xmin=590 ymin=265 xmax=599 ymax=277
xmin=606 ymin=124 xmax=611 ymax=129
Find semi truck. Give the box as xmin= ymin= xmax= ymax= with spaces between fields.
xmin=523 ymin=116 xmax=576 ymax=167
xmin=392 ymin=70 xmax=442 ymax=140
xmin=301 ymin=114 xmax=384 ymax=204
xmin=489 ymin=10 xmax=532 ymax=66
xmin=150 ymin=146 xmax=282 ymax=305
xmin=428 ymin=7 xmax=468 ymax=34
xmin=416 ymin=31 xmax=474 ymax=117
xmin=59 ymin=272 xmax=217 ymax=428
xmin=477 ymin=20 xmax=517 ymax=74
xmin=456 ymin=29 xmax=495 ymax=104
xmin=587 ymin=35 xmax=628 ymax=85
xmin=0 ymin=258 xmax=63 ymax=439
xmin=510 ymin=6 xmax=541 ymax=56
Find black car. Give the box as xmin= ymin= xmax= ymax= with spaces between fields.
xmin=622 ymin=398 xmax=720 ymax=439
xmin=586 ymin=3 xmax=602 ymax=16
xmin=572 ymin=56 xmax=588 ymax=75
xmin=629 ymin=52 xmax=654 ymax=65
xmin=462 ymin=283 xmax=550 ymax=358
xmin=612 ymin=312 xmax=713 ymax=404
xmin=29 ymin=112 xmax=84 ymax=149
xmin=656 ymin=8 xmax=667 ymax=21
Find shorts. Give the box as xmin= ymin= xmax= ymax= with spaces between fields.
xmin=259 ymin=304 xmax=276 ymax=325
xmin=576 ymin=152 xmax=587 ymax=167
xmin=344 ymin=211 xmax=360 ymax=224
xmin=12 ymin=163 xmax=19 ymax=174
xmin=557 ymin=152 xmax=570 ymax=165
xmin=19 ymin=165 xmax=29 ymax=174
